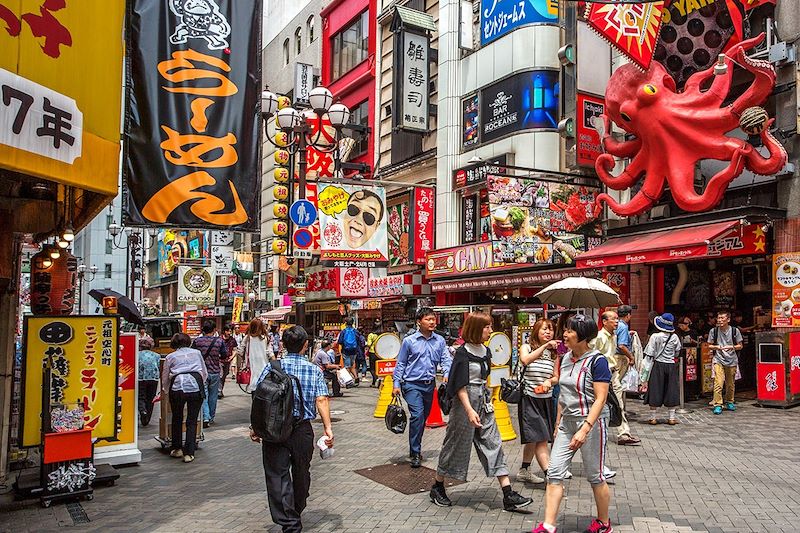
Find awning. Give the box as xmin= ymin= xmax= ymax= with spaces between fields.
xmin=575 ymin=220 xmax=766 ymax=268
xmin=260 ymin=306 xmax=292 ymax=321
xmin=430 ymin=268 xmax=602 ymax=292
xmin=304 ymin=300 xmax=341 ymax=313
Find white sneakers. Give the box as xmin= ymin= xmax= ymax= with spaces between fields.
xmin=517 ymin=468 xmax=546 ymax=484
xmin=183 ymin=455 xmax=195 ymax=463
xmin=169 ymin=449 xmax=183 ymax=458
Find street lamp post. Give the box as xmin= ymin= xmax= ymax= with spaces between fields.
xmin=261 ymin=86 xmax=351 ymax=329
xmin=109 ymin=223 xmax=144 ymax=302
xmin=76 ymin=263 xmax=98 ymax=314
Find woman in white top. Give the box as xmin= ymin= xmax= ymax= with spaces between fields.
xmin=644 ymin=313 xmax=683 ymax=425
xmin=161 ymin=333 xmax=208 ymax=463
xmin=243 ymin=318 xmax=273 ymax=393
xmin=517 ymin=319 xmax=560 ymax=484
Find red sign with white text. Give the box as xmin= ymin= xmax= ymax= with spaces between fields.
xmin=413 ymin=188 xmax=435 ymax=265
xmin=376 ymin=360 xmax=397 ymax=376
xmin=601 ymin=271 xmax=630 ymax=304
xmin=577 ymin=93 xmax=604 ymax=167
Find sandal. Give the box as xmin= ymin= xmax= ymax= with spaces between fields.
xmin=667 ymin=419 xmax=679 ymax=425
xmin=648 ymin=419 xmax=658 ymax=425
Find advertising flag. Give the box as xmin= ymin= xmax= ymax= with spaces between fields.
xmin=317 ymin=184 xmax=389 ymax=267
xmin=123 ymin=0 xmax=263 ymax=230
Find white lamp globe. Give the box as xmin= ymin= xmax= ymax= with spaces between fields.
xmin=328 ymin=103 xmax=351 ymax=127
xmin=309 ymin=87 xmax=333 ymax=113
xmin=261 ymin=89 xmax=279 ymax=116
xmin=276 ymin=107 xmax=300 ymax=131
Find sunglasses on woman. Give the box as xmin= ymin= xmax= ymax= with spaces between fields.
xmin=347 ymin=204 xmax=378 ymax=226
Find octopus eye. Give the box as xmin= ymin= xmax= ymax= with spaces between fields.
xmin=643 ymin=84 xmax=658 ymax=95
xmin=620 ymin=112 xmax=632 ymax=122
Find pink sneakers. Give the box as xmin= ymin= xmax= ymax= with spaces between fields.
xmin=583 ymin=518 xmax=613 ymax=533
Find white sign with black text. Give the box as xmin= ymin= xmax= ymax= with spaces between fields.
xmin=295 ymin=63 xmax=313 ymax=105
xmin=401 ymin=32 xmax=429 ymax=132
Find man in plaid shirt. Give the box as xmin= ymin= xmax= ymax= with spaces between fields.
xmin=251 ymin=326 xmax=334 ymax=533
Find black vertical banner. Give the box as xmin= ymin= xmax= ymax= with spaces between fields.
xmin=123 ymin=0 xmax=262 ymax=231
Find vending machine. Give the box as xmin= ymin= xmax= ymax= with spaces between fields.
xmin=755 ymin=331 xmax=800 ymax=408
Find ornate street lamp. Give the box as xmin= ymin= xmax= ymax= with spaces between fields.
xmin=76 ymin=264 xmax=98 ymax=314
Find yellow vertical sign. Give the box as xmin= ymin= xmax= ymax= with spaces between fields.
xmin=22 ymin=316 xmax=119 ymax=447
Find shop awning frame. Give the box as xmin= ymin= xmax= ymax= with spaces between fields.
xmin=260 ymin=306 xmax=292 ymax=321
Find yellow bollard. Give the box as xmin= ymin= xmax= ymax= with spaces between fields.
xmin=492 ymin=387 xmax=517 ymax=441
xmin=373 ymin=374 xmax=395 ymax=418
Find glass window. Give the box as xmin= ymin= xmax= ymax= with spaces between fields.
xmin=331 ymin=10 xmax=369 ymax=80
xmin=104 ymin=263 xmax=112 ymax=279
xmin=349 ymin=100 xmax=370 ymax=157
xmin=307 ymin=16 xmax=315 ymax=44
xmin=105 ymin=239 xmax=113 ymax=255
xmin=294 ymin=27 xmax=302 ymax=55
xmin=283 ymin=38 xmax=290 ymax=65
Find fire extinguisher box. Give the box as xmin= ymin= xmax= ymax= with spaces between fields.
xmin=755 ymin=331 xmax=800 ymax=408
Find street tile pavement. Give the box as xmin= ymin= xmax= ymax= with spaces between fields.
xmin=1 ymin=381 xmax=799 ymax=533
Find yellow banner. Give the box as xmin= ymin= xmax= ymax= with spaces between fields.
xmin=232 ymin=296 xmax=244 ymax=324
xmin=0 ymin=0 xmax=124 ymax=195
xmin=22 ymin=316 xmax=119 ymax=447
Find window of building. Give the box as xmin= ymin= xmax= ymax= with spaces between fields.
xmin=307 ymin=16 xmax=315 ymax=44
xmin=331 ymin=10 xmax=369 ymax=80
xmin=295 ymin=27 xmax=302 ymax=55
xmin=283 ymin=38 xmax=290 ymax=65
xmin=349 ymin=100 xmax=370 ymax=157
xmin=104 ymin=263 xmax=112 ymax=279
xmin=105 ymin=239 xmax=113 ymax=255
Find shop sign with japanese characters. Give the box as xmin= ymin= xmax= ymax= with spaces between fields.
xmin=481 ymin=0 xmax=558 ymax=46
xmin=21 ymin=316 xmax=120 ymax=447
xmin=123 ymin=0 xmax=262 ymax=230
xmin=399 ymin=31 xmax=429 ymax=132
xmin=0 ymin=0 xmax=124 ymax=196
xmin=462 ymin=194 xmax=479 ymax=243
xmin=177 ymin=266 xmax=217 ymax=305
xmin=294 ymin=62 xmax=313 ymax=105
xmin=413 ymin=188 xmax=435 ymax=265
xmin=368 ymin=275 xmax=405 ymax=297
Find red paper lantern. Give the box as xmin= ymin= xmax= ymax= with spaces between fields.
xmin=30 ymin=249 xmax=78 ymax=315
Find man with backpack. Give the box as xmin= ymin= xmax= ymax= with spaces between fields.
xmin=191 ymin=320 xmax=227 ymax=428
xmin=250 ymin=326 xmax=333 ymax=533
xmin=337 ymin=317 xmax=364 ymax=385
xmin=707 ymin=310 xmax=743 ymax=415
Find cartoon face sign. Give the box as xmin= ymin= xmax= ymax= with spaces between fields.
xmin=169 ymin=0 xmax=231 ymax=50
xmin=39 ymin=321 xmax=74 ymax=345
xmin=343 ymin=190 xmax=385 ymax=248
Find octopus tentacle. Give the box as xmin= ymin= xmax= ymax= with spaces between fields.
xmin=682 ymin=62 xmax=730 ymax=107
xmin=671 ymin=149 xmax=746 ymax=212
xmin=730 ymin=35 xmax=775 ymax=114
xmin=596 ymin=152 xmax=645 ymax=190
xmin=599 ymin=113 xmax=642 ymax=158
xmin=596 ymin=173 xmax=665 ymax=217
xmin=743 ymin=120 xmax=788 ymax=176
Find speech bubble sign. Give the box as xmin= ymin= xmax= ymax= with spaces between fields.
xmin=318 ymin=185 xmax=349 ymax=217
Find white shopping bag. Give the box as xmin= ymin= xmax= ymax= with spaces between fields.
xmin=336 ymin=367 xmax=355 ymax=387
xmin=621 ymin=368 xmax=640 ymax=393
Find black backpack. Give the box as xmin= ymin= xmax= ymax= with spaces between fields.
xmin=250 ymin=360 xmax=305 ymax=443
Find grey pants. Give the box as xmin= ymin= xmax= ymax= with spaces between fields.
xmin=436 ymin=386 xmax=509 ymax=481
xmin=548 ymin=417 xmax=609 ymax=485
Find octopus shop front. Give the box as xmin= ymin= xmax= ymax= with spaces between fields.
xmin=576 ymin=210 xmax=778 ymax=399
xmin=427 ymin=240 xmax=602 ymax=352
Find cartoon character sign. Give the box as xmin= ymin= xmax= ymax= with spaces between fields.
xmin=169 ymin=0 xmax=231 ymax=50
xmin=595 ymin=34 xmax=787 ymax=217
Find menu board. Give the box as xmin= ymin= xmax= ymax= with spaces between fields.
xmin=487 ymin=175 xmax=600 ymax=265
xmin=772 ymin=252 xmax=800 ymax=327
xmin=712 ymin=270 xmax=736 ymax=308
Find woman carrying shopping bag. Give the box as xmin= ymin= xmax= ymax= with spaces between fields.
xmin=429 ymin=312 xmax=532 ymax=512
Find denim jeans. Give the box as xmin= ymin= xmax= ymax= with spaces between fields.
xmin=202 ymin=373 xmax=221 ymax=422
xmin=401 ymin=380 xmax=435 ymax=455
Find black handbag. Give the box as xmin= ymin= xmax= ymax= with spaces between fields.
xmin=590 ymin=354 xmax=622 ymax=427
xmin=437 ymin=383 xmax=452 ymax=415
xmin=384 ymin=396 xmax=407 ymax=434
xmin=500 ymin=356 xmax=524 ymax=404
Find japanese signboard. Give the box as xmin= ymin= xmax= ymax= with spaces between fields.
xmin=294 ymin=62 xmax=313 ymax=105
xmin=586 ymin=1 xmax=664 ymax=70
xmin=306 ymin=266 xmax=337 ymax=301
xmin=387 ymin=195 xmax=411 ymax=267
xmin=576 ymin=93 xmax=604 ymax=167
xmin=481 ymin=0 xmax=558 ymax=45
xmin=95 ymin=333 xmax=139 ymax=462
xmin=413 ymin=187 xmax=435 ymax=265
xmin=317 ymin=183 xmax=389 ymax=268
xmin=601 ymin=271 xmax=630 ymax=305
xmin=0 ymin=0 xmax=124 ymax=196
xmin=399 ymin=31 xmax=429 ymax=132
xmin=211 ymin=245 xmax=233 ymax=276
xmin=772 ymin=252 xmax=800 ymax=327
xmin=462 ymin=194 xmax=478 ymax=244
xmin=231 ymin=295 xmax=244 ymax=323
xmin=481 ymin=70 xmax=559 ymax=145
xmin=21 ymin=316 xmax=120 ymax=447
xmin=426 ymin=241 xmax=504 ymax=279
xmin=338 ymin=267 xmax=369 ymax=298
xmin=368 ymin=275 xmax=405 ymax=297
xmin=452 ymin=156 xmax=507 ymax=190
xmin=488 ymin=175 xmax=600 ymax=265
xmin=123 ymin=0 xmax=262 ymax=230
xmin=178 ymin=266 xmax=217 ymax=306
xmin=158 ymin=229 xmax=210 ymax=278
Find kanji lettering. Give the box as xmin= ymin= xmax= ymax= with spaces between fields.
xmin=407 ymin=91 xmax=423 ymax=108
xmin=407 ymin=42 xmax=425 ymax=61
xmin=36 ymin=97 xmax=74 ymax=149
xmin=20 ymin=0 xmax=72 ymax=59
xmin=408 ymin=67 xmax=425 ymax=87
xmin=2 ymin=85 xmax=33 ymax=134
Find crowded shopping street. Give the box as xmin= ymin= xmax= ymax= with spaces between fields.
xmin=2 ymin=378 xmax=799 ymax=533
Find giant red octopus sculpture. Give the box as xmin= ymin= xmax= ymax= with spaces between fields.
xmin=594 ymin=34 xmax=788 ymax=217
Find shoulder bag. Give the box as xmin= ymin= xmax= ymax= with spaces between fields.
xmin=500 ymin=348 xmax=525 ymax=404
xmin=589 ymin=354 xmax=622 ymax=427
xmin=236 ymin=335 xmax=252 ymax=385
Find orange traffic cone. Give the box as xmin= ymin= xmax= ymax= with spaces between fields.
xmin=425 ymin=386 xmax=447 ymax=428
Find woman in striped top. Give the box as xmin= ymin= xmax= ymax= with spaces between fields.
xmin=516 ymin=319 xmax=560 ymax=484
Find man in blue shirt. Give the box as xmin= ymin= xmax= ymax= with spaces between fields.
xmin=614 ymin=305 xmax=640 ymax=446
xmin=392 ymin=307 xmax=452 ymax=468
xmin=250 ymin=326 xmax=333 ymax=533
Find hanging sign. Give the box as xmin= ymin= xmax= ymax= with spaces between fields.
xmin=412 ymin=187 xmax=435 ymax=265
xmin=294 ymin=62 xmax=313 ymax=105
xmin=387 ymin=195 xmax=411 ymax=267
xmin=123 ymin=0 xmax=262 ymax=230
xmin=211 ymin=245 xmax=233 ymax=277
xmin=178 ymin=266 xmax=217 ymax=305
xmin=21 ymin=316 xmax=120 ymax=447
xmin=586 ymin=1 xmax=664 ymax=70
xmin=576 ymin=93 xmax=604 ymax=167
xmin=772 ymin=252 xmax=800 ymax=327
xmin=399 ymin=30 xmax=430 ymax=132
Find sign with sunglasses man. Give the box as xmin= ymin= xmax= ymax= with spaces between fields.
xmin=317 ymin=184 xmax=389 ymax=267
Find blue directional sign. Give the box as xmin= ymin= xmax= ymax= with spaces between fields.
xmin=289 ymin=200 xmax=317 ymax=228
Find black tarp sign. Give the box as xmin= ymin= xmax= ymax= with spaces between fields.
xmin=123 ymin=0 xmax=262 ymax=231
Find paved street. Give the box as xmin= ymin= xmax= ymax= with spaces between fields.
xmin=1 ymin=380 xmax=799 ymax=533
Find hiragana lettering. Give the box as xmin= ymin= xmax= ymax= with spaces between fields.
xmin=2 ymin=86 xmax=34 ymax=134
xmin=157 ymin=49 xmax=237 ymax=97
xmin=160 ymin=126 xmax=238 ymax=168
xmin=36 ymin=97 xmax=74 ymax=149
xmin=141 ymin=171 xmax=247 ymax=225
